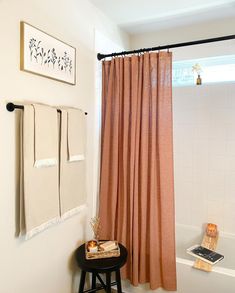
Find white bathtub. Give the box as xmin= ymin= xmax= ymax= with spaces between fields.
xmin=175 ymin=224 xmax=235 ymax=293
xmin=123 ymin=224 xmax=235 ymax=293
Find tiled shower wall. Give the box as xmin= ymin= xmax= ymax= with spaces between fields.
xmin=173 ymin=83 xmax=235 ymax=235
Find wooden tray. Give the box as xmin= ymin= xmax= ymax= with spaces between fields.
xmin=85 ymin=241 xmax=120 ymax=260
xmin=193 ymin=224 xmax=219 ymax=272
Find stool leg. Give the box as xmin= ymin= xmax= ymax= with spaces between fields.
xmin=78 ymin=270 xmax=86 ymax=293
xmin=105 ymin=272 xmax=111 ymax=293
xmin=92 ymin=272 xmax=96 ymax=289
xmin=116 ymin=270 xmax=122 ymax=293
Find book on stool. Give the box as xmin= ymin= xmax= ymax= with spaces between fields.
xmin=86 ymin=240 xmax=120 ymax=260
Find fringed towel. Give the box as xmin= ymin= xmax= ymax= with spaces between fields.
xmin=67 ymin=108 xmax=86 ymax=162
xmin=20 ymin=104 xmax=60 ymax=239
xmin=59 ymin=109 xmax=86 ymax=220
xmin=33 ymin=104 xmax=58 ymax=168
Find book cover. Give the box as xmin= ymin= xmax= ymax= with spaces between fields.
xmin=187 ymin=245 xmax=224 ymax=265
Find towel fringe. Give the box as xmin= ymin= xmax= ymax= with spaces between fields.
xmin=34 ymin=158 xmax=58 ymax=168
xmin=68 ymin=155 xmax=85 ymax=162
xmin=25 ymin=216 xmax=60 ymax=240
xmin=23 ymin=205 xmax=87 ymax=240
xmin=60 ymin=204 xmax=87 ymax=221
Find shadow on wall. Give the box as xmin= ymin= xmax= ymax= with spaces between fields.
xmin=69 ymin=238 xmax=86 ymax=293
xmin=69 ymin=211 xmax=88 ymax=293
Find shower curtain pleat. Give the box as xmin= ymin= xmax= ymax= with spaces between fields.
xmin=99 ymin=52 xmax=177 ymax=291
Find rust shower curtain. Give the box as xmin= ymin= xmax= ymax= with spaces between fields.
xmin=99 ymin=52 xmax=176 ymax=291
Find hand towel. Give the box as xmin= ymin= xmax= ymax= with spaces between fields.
xmin=67 ymin=108 xmax=85 ymax=162
xmin=20 ymin=104 xmax=60 ymax=239
xmin=59 ymin=109 xmax=86 ymax=219
xmin=32 ymin=104 xmax=58 ymax=168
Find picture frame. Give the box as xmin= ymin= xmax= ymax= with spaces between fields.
xmin=20 ymin=21 xmax=76 ymax=85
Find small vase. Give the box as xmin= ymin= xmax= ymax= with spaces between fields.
xmin=196 ymin=74 xmax=202 ymax=85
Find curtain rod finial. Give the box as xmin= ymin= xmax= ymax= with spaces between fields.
xmin=97 ymin=53 xmax=105 ymax=61
xmin=6 ymin=102 xmax=15 ymax=112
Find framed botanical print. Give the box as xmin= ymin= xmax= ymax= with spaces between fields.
xmin=20 ymin=21 xmax=76 ymax=85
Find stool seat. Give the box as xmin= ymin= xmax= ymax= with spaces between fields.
xmin=75 ymin=243 xmax=127 ymax=293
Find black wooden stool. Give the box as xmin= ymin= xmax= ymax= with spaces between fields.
xmin=75 ymin=243 xmax=127 ymax=293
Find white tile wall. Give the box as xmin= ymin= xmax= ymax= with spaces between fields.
xmin=173 ymin=83 xmax=235 ymax=235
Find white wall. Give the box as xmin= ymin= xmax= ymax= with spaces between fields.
xmin=173 ymin=83 xmax=235 ymax=235
xmin=131 ymin=16 xmax=235 ymax=61
xmin=0 ymin=1 xmax=129 ymax=293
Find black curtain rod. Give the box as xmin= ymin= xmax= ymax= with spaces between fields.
xmin=6 ymin=102 xmax=88 ymax=115
xmin=97 ymin=34 xmax=235 ymax=60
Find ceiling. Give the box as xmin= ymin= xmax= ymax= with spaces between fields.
xmin=90 ymin=0 xmax=235 ymax=34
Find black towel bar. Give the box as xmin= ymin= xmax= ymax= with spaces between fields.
xmin=6 ymin=102 xmax=88 ymax=115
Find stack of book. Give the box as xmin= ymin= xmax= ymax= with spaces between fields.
xmin=86 ymin=240 xmax=120 ymax=260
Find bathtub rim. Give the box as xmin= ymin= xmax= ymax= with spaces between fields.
xmin=176 ymin=256 xmax=235 ymax=277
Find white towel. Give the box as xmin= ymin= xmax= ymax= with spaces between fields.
xmin=67 ymin=108 xmax=85 ymax=162
xmin=59 ymin=109 xmax=86 ymax=219
xmin=20 ymin=105 xmax=60 ymax=239
xmin=32 ymin=104 xmax=58 ymax=168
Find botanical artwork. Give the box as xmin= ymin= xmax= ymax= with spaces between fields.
xmin=21 ymin=22 xmax=76 ymax=85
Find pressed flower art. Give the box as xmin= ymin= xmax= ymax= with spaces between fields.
xmin=20 ymin=22 xmax=76 ymax=85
